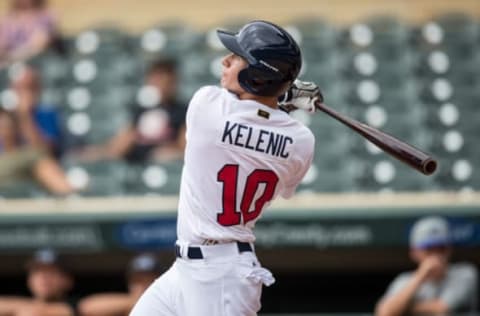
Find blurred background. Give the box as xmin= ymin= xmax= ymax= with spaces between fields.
xmin=0 ymin=0 xmax=480 ymax=315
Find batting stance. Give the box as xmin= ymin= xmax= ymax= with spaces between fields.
xmin=130 ymin=20 xmax=322 ymax=316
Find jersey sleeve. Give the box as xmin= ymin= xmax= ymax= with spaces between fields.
xmin=281 ymin=129 xmax=315 ymax=199
xmin=439 ymin=263 xmax=478 ymax=312
xmin=186 ymin=86 xmax=219 ymax=132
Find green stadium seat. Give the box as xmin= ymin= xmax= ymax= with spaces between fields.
xmin=63 ymin=110 xmax=128 ymax=149
xmin=296 ymin=161 xmax=357 ymax=193
xmin=414 ymin=13 xmax=479 ymax=62
xmin=124 ymin=160 xmax=183 ymax=195
xmin=62 ymin=159 xmax=128 ymax=196
xmin=435 ymin=13 xmax=479 ymax=43
xmin=341 ymin=15 xmax=409 ymax=62
xmin=432 ymin=157 xmax=480 ymax=191
xmin=71 ymin=26 xmax=131 ymax=59
xmin=134 ymin=22 xmax=200 ymax=61
xmin=0 ymin=180 xmax=48 ymax=199
xmin=414 ymin=48 xmax=480 ymax=87
xmin=342 ymin=49 xmax=414 ymax=89
xmin=284 ymin=17 xmax=338 ymax=59
xmin=355 ymin=159 xmax=434 ymax=192
xmin=28 ymin=50 xmax=70 ymax=87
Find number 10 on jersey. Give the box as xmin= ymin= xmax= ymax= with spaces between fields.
xmin=217 ymin=164 xmax=279 ymax=226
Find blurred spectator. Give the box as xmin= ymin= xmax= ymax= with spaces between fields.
xmin=0 ymin=65 xmax=75 ymax=195
xmin=375 ymin=216 xmax=478 ymax=316
xmin=0 ymin=248 xmax=75 ymax=316
xmin=78 ymin=253 xmax=163 ymax=316
xmin=77 ymin=58 xmax=186 ymax=164
xmin=0 ymin=0 xmax=58 ymax=66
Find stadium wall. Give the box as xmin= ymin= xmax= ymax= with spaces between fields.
xmin=0 ymin=0 xmax=479 ymax=34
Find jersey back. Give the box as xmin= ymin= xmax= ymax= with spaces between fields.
xmin=177 ymin=86 xmax=315 ymax=243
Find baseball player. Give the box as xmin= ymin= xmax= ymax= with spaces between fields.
xmin=130 ymin=20 xmax=322 ymax=316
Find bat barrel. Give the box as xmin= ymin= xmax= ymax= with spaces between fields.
xmin=314 ymin=102 xmax=438 ymax=176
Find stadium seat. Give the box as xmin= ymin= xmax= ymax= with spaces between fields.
xmin=133 ymin=22 xmax=201 ymax=61
xmin=355 ymin=158 xmax=434 ymax=192
xmin=63 ymin=159 xmax=128 ymax=196
xmin=284 ymin=17 xmax=338 ymax=60
xmin=296 ymin=160 xmax=358 ymax=193
xmin=432 ymin=157 xmax=480 ymax=191
xmin=124 ymin=160 xmax=183 ymax=195
xmin=71 ymin=26 xmax=131 ymax=59
xmin=28 ymin=50 xmax=70 ymax=87
xmin=0 ymin=180 xmax=48 ymax=199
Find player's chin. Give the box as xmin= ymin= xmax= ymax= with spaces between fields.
xmin=221 ymin=78 xmax=243 ymax=94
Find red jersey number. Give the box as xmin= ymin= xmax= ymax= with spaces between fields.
xmin=217 ymin=164 xmax=279 ymax=226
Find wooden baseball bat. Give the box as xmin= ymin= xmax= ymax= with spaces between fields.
xmin=314 ymin=102 xmax=437 ymax=175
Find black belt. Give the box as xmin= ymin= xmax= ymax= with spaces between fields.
xmin=175 ymin=242 xmax=253 ymax=259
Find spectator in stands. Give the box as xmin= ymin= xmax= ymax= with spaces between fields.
xmin=78 ymin=253 xmax=163 ymax=316
xmin=77 ymin=58 xmax=186 ymax=164
xmin=375 ymin=216 xmax=478 ymax=316
xmin=0 ymin=248 xmax=76 ymax=316
xmin=0 ymin=0 xmax=58 ymax=66
xmin=0 ymin=65 xmax=75 ymax=195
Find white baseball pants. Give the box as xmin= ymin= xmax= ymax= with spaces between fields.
xmin=129 ymin=242 xmax=275 ymax=316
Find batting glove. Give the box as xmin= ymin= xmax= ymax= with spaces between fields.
xmin=278 ymin=80 xmax=324 ymax=114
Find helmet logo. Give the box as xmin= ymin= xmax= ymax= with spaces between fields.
xmin=259 ymin=60 xmax=279 ymax=72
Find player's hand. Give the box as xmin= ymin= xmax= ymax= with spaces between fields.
xmin=417 ymin=255 xmax=447 ymax=280
xmin=278 ymin=80 xmax=324 ymax=114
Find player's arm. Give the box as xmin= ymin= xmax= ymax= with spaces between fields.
xmin=0 ymin=296 xmax=31 ymax=316
xmin=375 ymin=257 xmax=442 ymax=316
xmin=104 ymin=126 xmax=137 ymax=159
xmin=0 ymin=111 xmax=17 ymax=152
xmin=78 ymin=293 xmax=134 ymax=316
xmin=375 ymin=274 xmax=425 ymax=316
xmin=175 ymin=124 xmax=186 ymax=153
xmin=76 ymin=126 xmax=136 ymax=161
xmin=15 ymin=302 xmax=74 ymax=316
xmin=151 ymin=124 xmax=186 ymax=162
xmin=409 ymin=300 xmax=449 ymax=315
xmin=14 ymin=89 xmax=48 ymax=150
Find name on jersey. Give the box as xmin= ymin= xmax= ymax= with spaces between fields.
xmin=221 ymin=120 xmax=292 ymax=158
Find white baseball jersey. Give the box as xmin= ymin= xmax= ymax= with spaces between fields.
xmin=177 ymin=86 xmax=315 ymax=244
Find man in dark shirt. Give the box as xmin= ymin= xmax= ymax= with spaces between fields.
xmin=78 ymin=58 xmax=186 ymax=163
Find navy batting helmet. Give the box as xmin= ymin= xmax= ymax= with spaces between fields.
xmin=217 ymin=20 xmax=302 ymax=97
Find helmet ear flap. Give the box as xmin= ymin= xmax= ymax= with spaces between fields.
xmin=238 ymin=66 xmax=292 ymax=97
xmin=238 ymin=67 xmax=263 ymax=95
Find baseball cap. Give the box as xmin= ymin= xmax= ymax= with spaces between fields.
xmin=127 ymin=253 xmax=163 ymax=276
xmin=26 ymin=248 xmax=65 ymax=270
xmin=409 ymin=216 xmax=451 ymax=249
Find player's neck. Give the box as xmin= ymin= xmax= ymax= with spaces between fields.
xmin=237 ymin=92 xmax=278 ymax=109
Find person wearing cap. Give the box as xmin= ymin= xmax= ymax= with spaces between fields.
xmin=375 ymin=216 xmax=478 ymax=316
xmin=0 ymin=248 xmax=75 ymax=316
xmin=78 ymin=253 xmax=162 ymax=316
